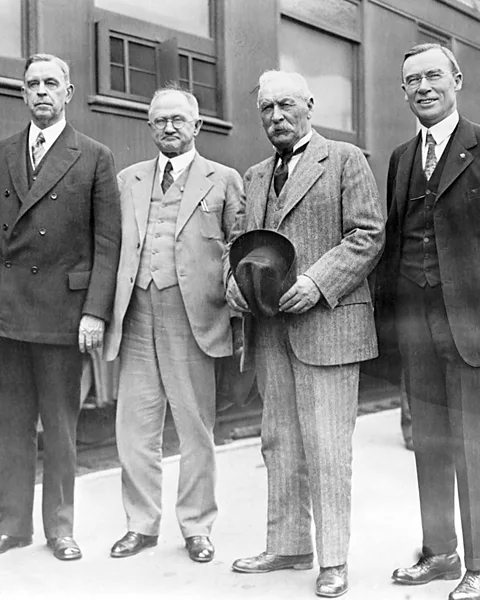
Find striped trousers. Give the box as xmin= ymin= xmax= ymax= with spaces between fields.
xmin=256 ymin=317 xmax=359 ymax=567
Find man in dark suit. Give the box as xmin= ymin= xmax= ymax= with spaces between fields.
xmin=376 ymin=43 xmax=480 ymax=600
xmin=0 ymin=54 xmax=121 ymax=561
xmin=227 ymin=70 xmax=384 ymax=598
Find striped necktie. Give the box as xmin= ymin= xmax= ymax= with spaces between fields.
xmin=273 ymin=142 xmax=308 ymax=196
xmin=161 ymin=161 xmax=174 ymax=193
xmin=424 ymin=131 xmax=437 ymax=181
xmin=32 ymin=132 xmax=46 ymax=170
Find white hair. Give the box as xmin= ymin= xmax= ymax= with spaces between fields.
xmin=257 ymin=70 xmax=312 ymax=106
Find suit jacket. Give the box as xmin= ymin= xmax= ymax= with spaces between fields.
xmin=104 ymin=152 xmax=244 ymax=361
xmin=0 ymin=123 xmax=121 ymax=345
xmin=230 ymin=130 xmax=385 ymax=367
xmin=375 ymin=116 xmax=480 ymax=368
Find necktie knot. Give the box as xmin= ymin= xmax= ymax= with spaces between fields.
xmin=161 ymin=160 xmax=174 ymax=194
xmin=273 ymin=142 xmax=309 ymax=196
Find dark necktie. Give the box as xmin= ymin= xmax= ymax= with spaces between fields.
xmin=32 ymin=132 xmax=46 ymax=170
xmin=424 ymin=131 xmax=437 ymax=181
xmin=161 ymin=160 xmax=174 ymax=193
xmin=273 ymin=142 xmax=308 ymax=196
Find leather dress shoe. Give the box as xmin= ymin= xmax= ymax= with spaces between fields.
xmin=185 ymin=536 xmax=214 ymax=563
xmin=316 ymin=564 xmax=348 ymax=598
xmin=0 ymin=534 xmax=32 ymax=554
xmin=392 ymin=551 xmax=461 ymax=585
xmin=449 ymin=570 xmax=480 ymax=600
xmin=47 ymin=536 xmax=82 ymax=561
xmin=110 ymin=531 xmax=158 ymax=558
xmin=232 ymin=551 xmax=314 ymax=573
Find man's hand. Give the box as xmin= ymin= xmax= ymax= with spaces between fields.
xmin=226 ymin=275 xmax=250 ymax=313
xmin=78 ymin=315 xmax=105 ymax=353
xmin=279 ymin=275 xmax=321 ymax=314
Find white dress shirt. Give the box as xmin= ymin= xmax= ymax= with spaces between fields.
xmin=157 ymin=147 xmax=196 ymax=184
xmin=421 ymin=110 xmax=459 ymax=168
xmin=28 ymin=118 xmax=67 ymax=168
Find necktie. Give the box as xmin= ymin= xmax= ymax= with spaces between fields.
xmin=273 ymin=142 xmax=308 ymax=196
xmin=32 ymin=132 xmax=46 ymax=170
xmin=161 ymin=161 xmax=174 ymax=194
xmin=424 ymin=131 xmax=437 ymax=181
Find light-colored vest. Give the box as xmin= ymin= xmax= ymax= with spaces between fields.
xmin=135 ymin=165 xmax=190 ymax=290
xmin=264 ymin=178 xmax=287 ymax=230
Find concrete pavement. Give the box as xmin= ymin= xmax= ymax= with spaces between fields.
xmin=1 ymin=408 xmax=465 ymax=600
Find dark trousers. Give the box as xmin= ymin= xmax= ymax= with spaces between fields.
xmin=396 ymin=276 xmax=480 ymax=570
xmin=0 ymin=337 xmax=82 ymax=539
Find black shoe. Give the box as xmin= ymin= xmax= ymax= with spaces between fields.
xmin=392 ymin=551 xmax=461 ymax=585
xmin=232 ymin=551 xmax=314 ymax=573
xmin=185 ymin=536 xmax=214 ymax=563
xmin=316 ymin=564 xmax=348 ymax=598
xmin=110 ymin=531 xmax=158 ymax=558
xmin=47 ymin=536 xmax=82 ymax=561
xmin=449 ymin=570 xmax=480 ymax=600
xmin=0 ymin=534 xmax=32 ymax=554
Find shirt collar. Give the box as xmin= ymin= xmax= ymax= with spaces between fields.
xmin=29 ymin=118 xmax=66 ymax=147
xmin=158 ymin=146 xmax=196 ymax=174
xmin=273 ymin=130 xmax=313 ymax=156
xmin=422 ymin=110 xmax=459 ymax=146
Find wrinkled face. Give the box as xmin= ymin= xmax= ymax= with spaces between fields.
xmin=402 ymin=48 xmax=462 ymax=128
xmin=22 ymin=60 xmax=74 ymax=129
xmin=258 ymin=76 xmax=313 ymax=152
xmin=148 ymin=91 xmax=202 ymax=157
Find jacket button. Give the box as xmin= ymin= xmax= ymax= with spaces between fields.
xmin=50 ymin=193 xmax=58 ymax=200
xmin=5 ymin=261 xmax=11 ymax=268
xmin=4 ymin=189 xmax=10 ymax=197
xmin=31 ymin=266 xmax=38 ymax=274
xmin=136 ymin=242 xmax=140 ymax=249
xmin=39 ymin=228 xmax=46 ymax=235
xmin=2 ymin=223 xmax=8 ymax=231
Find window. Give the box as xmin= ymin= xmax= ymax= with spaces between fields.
xmin=0 ymin=0 xmax=36 ymax=86
xmin=0 ymin=0 xmax=22 ymax=58
xmin=93 ymin=1 xmax=223 ymax=121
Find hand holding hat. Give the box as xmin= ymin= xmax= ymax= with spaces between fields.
xmin=279 ymin=274 xmax=321 ymax=314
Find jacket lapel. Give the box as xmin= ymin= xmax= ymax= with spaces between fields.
xmin=394 ymin=134 xmax=419 ymax=226
xmin=6 ymin=127 xmax=29 ymax=204
xmin=175 ymin=153 xmax=213 ymax=238
xmin=15 ymin=124 xmax=81 ymax=222
xmin=277 ymin=131 xmax=327 ymax=227
xmin=248 ymin=156 xmax=276 ymax=229
xmin=436 ymin=117 xmax=477 ymax=202
xmin=130 ymin=158 xmax=157 ymax=243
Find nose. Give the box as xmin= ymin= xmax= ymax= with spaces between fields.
xmin=271 ymin=104 xmax=284 ymax=122
xmin=163 ymin=119 xmax=176 ymax=133
xmin=417 ymin=76 xmax=432 ymax=92
xmin=36 ymin=82 xmax=47 ymax=95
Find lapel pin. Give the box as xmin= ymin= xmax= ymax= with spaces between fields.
xmin=180 ymin=186 xmax=185 ymax=192
xmin=460 ymin=153 xmax=466 ymax=160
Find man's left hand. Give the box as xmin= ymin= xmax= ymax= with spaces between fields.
xmin=78 ymin=315 xmax=105 ymax=353
xmin=279 ymin=275 xmax=321 ymax=314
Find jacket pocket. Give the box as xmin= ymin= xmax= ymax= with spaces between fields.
xmin=68 ymin=270 xmax=91 ymax=290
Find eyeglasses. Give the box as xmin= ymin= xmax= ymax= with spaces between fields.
xmin=149 ymin=117 xmax=194 ymax=131
xmin=403 ymin=70 xmax=450 ymax=90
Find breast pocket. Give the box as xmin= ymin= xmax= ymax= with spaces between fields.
xmin=198 ymin=201 xmax=223 ymax=239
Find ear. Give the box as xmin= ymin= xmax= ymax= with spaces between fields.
xmin=65 ymin=84 xmax=75 ymax=105
xmin=21 ymin=86 xmax=27 ymax=106
xmin=401 ymin=84 xmax=408 ymax=102
xmin=193 ymin=118 xmax=203 ymax=137
xmin=306 ymin=96 xmax=314 ymax=119
xmin=454 ymin=72 xmax=463 ymax=92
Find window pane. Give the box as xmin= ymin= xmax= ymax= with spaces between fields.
xmin=110 ymin=37 xmax=124 ymax=65
xmin=193 ymin=84 xmax=216 ymax=114
xmin=179 ymin=55 xmax=189 ymax=80
xmin=0 ymin=0 xmax=22 ymax=57
xmin=95 ymin=0 xmax=210 ymax=37
xmin=179 ymin=78 xmax=191 ymax=91
xmin=129 ymin=41 xmax=155 ymax=72
xmin=130 ymin=70 xmax=156 ymax=97
xmin=192 ymin=58 xmax=216 ymax=87
xmin=279 ymin=18 xmax=354 ymax=132
xmin=111 ymin=65 xmax=126 ymax=92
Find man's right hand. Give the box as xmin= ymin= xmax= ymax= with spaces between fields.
xmin=226 ymin=275 xmax=250 ymax=313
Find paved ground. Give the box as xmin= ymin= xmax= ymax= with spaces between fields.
xmin=3 ymin=408 xmax=465 ymax=600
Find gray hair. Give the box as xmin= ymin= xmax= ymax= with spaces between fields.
xmin=149 ymin=85 xmax=200 ymax=119
xmin=24 ymin=54 xmax=71 ymax=85
xmin=257 ymin=70 xmax=312 ymax=106
xmin=402 ymin=43 xmax=461 ymax=78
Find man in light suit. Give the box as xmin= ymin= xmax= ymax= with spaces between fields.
xmin=105 ymin=87 xmax=243 ymax=562
xmin=0 ymin=54 xmax=121 ymax=560
xmin=375 ymin=44 xmax=480 ymax=600
xmin=227 ymin=70 xmax=384 ymax=597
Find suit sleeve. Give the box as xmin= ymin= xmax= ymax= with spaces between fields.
xmin=82 ymin=146 xmax=121 ymax=322
xmin=304 ymin=144 xmax=386 ymax=309
xmin=222 ymin=167 xmax=246 ymax=286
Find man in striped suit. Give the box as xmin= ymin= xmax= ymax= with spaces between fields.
xmin=226 ymin=70 xmax=384 ymax=597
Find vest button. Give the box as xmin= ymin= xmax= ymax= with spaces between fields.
xmin=4 ymin=189 xmax=10 ymax=197
xmin=5 ymin=261 xmax=11 ymax=268
xmin=50 ymin=193 xmax=58 ymax=200
xmin=31 ymin=266 xmax=39 ymax=274
xmin=2 ymin=223 xmax=8 ymax=231
xmin=39 ymin=228 xmax=46 ymax=236
xmin=423 ymin=237 xmax=429 ymax=244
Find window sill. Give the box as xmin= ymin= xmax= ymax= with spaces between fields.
xmin=0 ymin=76 xmax=22 ymax=98
xmin=88 ymin=94 xmax=233 ymax=135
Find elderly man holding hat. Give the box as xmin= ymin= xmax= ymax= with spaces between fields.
xmin=226 ymin=70 xmax=384 ymax=598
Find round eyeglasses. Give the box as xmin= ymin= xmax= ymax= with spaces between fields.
xmin=149 ymin=117 xmax=194 ymax=131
